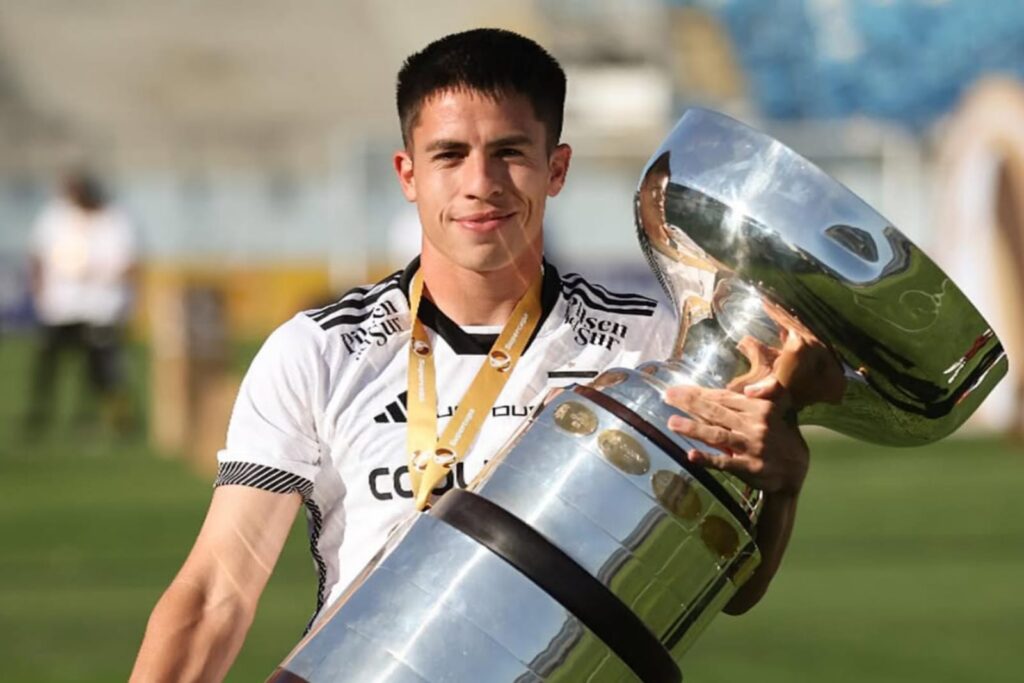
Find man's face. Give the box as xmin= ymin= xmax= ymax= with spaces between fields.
xmin=394 ymin=90 xmax=571 ymax=273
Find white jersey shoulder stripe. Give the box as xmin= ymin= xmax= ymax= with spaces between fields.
xmin=306 ymin=284 xmax=373 ymax=319
xmin=561 ymin=272 xmax=658 ymax=307
xmin=307 ymin=271 xmax=402 ymax=321
xmin=307 ymin=272 xmax=404 ymax=330
xmin=560 ymin=277 xmax=657 ymax=317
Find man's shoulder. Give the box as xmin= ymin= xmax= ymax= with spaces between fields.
xmin=553 ymin=268 xmax=675 ymax=357
xmin=303 ymin=270 xmax=405 ymax=330
xmin=299 ymin=269 xmax=409 ymax=359
xmin=32 ymin=200 xmax=72 ymax=238
xmin=557 ymin=269 xmax=662 ymax=318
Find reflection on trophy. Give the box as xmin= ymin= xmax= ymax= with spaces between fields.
xmin=268 ymin=109 xmax=1006 ymax=683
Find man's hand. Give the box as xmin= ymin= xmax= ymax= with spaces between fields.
xmin=663 ymin=377 xmax=810 ymax=614
xmin=664 ymin=378 xmax=809 ymax=496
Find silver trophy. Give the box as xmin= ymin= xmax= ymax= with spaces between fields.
xmin=268 ymin=109 xmax=1006 ymax=683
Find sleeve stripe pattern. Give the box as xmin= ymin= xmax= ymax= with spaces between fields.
xmin=214 ymin=462 xmax=328 ymax=632
xmin=320 ymin=297 xmax=401 ymax=330
xmin=214 ymin=461 xmax=314 ymax=499
xmin=306 ymin=271 xmax=399 ymax=320
xmin=303 ymin=498 xmax=328 ymax=632
xmin=306 ymin=272 xmax=403 ymax=329
xmin=562 ymin=272 xmax=658 ymax=306
xmin=312 ymin=278 xmax=401 ymax=323
xmin=561 ymin=277 xmax=657 ymax=317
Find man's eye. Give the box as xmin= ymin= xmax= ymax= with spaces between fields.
xmin=433 ymin=151 xmax=464 ymax=162
xmin=497 ymin=148 xmax=523 ymax=158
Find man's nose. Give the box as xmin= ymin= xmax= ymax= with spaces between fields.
xmin=463 ymin=153 xmax=505 ymax=200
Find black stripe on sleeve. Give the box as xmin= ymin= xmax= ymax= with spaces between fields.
xmin=319 ymin=308 xmax=378 ymax=330
xmin=306 ymin=284 xmax=372 ymax=319
xmin=303 ymin=499 xmax=328 ymax=632
xmin=561 ymin=272 xmax=658 ymax=307
xmin=214 ymin=461 xmax=314 ymax=500
xmin=561 ymin=282 xmax=657 ymax=317
xmin=312 ymin=279 xmax=403 ymax=327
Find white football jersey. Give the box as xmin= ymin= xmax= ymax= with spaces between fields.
xmin=214 ymin=259 xmax=677 ymax=625
xmin=30 ymin=199 xmax=136 ymax=326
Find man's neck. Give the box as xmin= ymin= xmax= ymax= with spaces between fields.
xmin=419 ymin=253 xmax=542 ymax=327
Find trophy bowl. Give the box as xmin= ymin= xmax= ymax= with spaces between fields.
xmin=267 ymin=109 xmax=1006 ymax=683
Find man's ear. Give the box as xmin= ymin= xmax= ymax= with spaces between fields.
xmin=547 ymin=143 xmax=572 ymax=197
xmin=393 ymin=149 xmax=417 ymax=202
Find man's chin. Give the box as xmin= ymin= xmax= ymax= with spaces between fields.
xmin=423 ymin=234 xmax=541 ymax=274
xmin=461 ymin=246 xmax=542 ymax=274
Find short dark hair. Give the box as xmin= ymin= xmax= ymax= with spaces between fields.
xmin=396 ymin=28 xmax=566 ymax=149
xmin=62 ymin=170 xmax=107 ymax=211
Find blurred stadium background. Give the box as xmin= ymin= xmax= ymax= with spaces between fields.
xmin=1 ymin=1 xmax=1022 ymax=681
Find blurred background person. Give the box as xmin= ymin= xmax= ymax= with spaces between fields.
xmin=24 ymin=169 xmax=138 ymax=436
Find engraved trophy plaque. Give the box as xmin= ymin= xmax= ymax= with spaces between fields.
xmin=269 ymin=109 xmax=1006 ymax=683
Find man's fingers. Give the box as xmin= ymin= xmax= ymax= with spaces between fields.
xmin=668 ymin=384 xmax=772 ymax=412
xmin=742 ymin=376 xmax=790 ymax=405
xmin=666 ymin=385 xmax=783 ymax=435
xmin=687 ymin=449 xmax=762 ymax=477
xmin=668 ymin=415 xmax=750 ymax=454
xmin=664 ymin=386 xmax=750 ymax=428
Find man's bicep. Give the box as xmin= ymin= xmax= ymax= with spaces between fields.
xmin=178 ymin=485 xmax=303 ymax=604
xmin=130 ymin=487 xmax=303 ymax=682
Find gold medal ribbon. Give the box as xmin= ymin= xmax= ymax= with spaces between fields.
xmin=406 ymin=268 xmax=543 ymax=510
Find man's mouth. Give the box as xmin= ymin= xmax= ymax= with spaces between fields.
xmin=455 ymin=210 xmax=517 ymax=232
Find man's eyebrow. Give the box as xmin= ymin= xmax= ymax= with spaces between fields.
xmin=423 ymin=134 xmax=535 ymax=154
xmin=488 ymin=134 xmax=533 ymax=149
xmin=424 ymin=139 xmax=469 ymax=153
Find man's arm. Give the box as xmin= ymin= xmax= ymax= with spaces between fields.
xmin=723 ymin=485 xmax=799 ymax=614
xmin=130 ymin=485 xmax=302 ymax=683
xmin=664 ymin=377 xmax=809 ymax=615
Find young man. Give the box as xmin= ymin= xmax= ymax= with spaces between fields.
xmin=131 ymin=29 xmax=809 ymax=682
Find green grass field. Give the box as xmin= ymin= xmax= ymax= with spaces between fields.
xmin=1 ymin=335 xmax=1021 ymax=682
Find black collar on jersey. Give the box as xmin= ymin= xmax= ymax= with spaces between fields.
xmin=399 ymin=256 xmax=561 ymax=355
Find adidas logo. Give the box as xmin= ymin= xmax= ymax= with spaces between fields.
xmin=373 ymin=392 xmax=409 ymax=424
